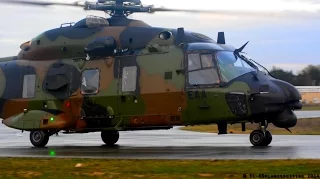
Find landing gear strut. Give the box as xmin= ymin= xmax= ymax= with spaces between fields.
xmin=249 ymin=120 xmax=272 ymax=146
xmin=101 ymin=131 xmax=119 ymax=146
xmin=30 ymin=130 xmax=49 ymax=147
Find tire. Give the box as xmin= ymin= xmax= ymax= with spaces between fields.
xmin=101 ymin=131 xmax=119 ymax=146
xmin=263 ymin=130 xmax=272 ymax=146
xmin=30 ymin=130 xmax=49 ymax=147
xmin=250 ymin=130 xmax=266 ymax=146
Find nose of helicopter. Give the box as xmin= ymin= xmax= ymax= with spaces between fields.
xmin=249 ymin=78 xmax=302 ymax=116
xmin=270 ymin=79 xmax=302 ymax=109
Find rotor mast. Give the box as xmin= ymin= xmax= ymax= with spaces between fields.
xmin=113 ymin=0 xmax=125 ymax=17
xmin=99 ymin=0 xmax=143 ymax=17
xmin=112 ymin=0 xmax=133 ymax=17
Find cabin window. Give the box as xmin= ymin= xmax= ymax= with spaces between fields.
xmin=22 ymin=74 xmax=36 ymax=98
xmin=188 ymin=54 xmax=201 ymax=71
xmin=187 ymin=53 xmax=220 ymax=86
xmin=81 ymin=69 xmax=100 ymax=95
xmin=122 ymin=66 xmax=137 ymax=92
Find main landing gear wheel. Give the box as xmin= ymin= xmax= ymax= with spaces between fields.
xmin=30 ymin=130 xmax=49 ymax=147
xmin=249 ymin=121 xmax=273 ymax=146
xmin=101 ymin=131 xmax=119 ymax=146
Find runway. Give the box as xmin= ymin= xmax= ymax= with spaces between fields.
xmin=0 ymin=110 xmax=319 ymax=160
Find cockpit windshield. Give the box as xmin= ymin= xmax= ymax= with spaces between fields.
xmin=238 ymin=52 xmax=271 ymax=76
xmin=216 ymin=51 xmax=256 ymax=82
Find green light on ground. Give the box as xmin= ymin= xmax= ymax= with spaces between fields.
xmin=49 ymin=150 xmax=56 ymax=157
xmin=50 ymin=117 xmax=54 ymax=121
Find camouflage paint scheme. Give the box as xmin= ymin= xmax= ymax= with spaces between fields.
xmin=0 ymin=16 xmax=302 ymax=139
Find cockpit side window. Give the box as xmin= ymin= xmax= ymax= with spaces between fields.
xmin=187 ymin=53 xmax=220 ymax=86
xmin=201 ymin=54 xmax=215 ymax=68
xmin=188 ymin=54 xmax=201 ymax=71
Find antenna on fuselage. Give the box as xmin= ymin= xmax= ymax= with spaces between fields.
xmin=235 ymin=41 xmax=249 ymax=53
xmin=217 ymin=32 xmax=225 ymax=44
xmin=175 ymin=28 xmax=185 ymax=46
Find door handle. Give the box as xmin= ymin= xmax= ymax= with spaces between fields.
xmin=199 ymin=105 xmax=211 ymax=109
xmin=175 ymin=68 xmax=185 ymax=75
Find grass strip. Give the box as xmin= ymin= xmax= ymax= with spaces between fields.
xmin=0 ymin=158 xmax=319 ymax=179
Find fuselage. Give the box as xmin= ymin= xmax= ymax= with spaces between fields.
xmin=0 ymin=16 xmax=302 ymax=133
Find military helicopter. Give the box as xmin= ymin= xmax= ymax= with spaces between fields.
xmin=0 ymin=0 xmax=302 ymax=148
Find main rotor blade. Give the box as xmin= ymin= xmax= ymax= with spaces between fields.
xmin=0 ymin=0 xmax=86 ymax=7
xmin=149 ymin=7 xmax=319 ymax=18
xmin=1 ymin=0 xmax=318 ymax=19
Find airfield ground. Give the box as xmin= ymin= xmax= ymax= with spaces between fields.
xmin=182 ymin=105 xmax=320 ymax=135
xmin=299 ymin=104 xmax=320 ymax=111
xmin=1 ymin=106 xmax=319 ymax=178
xmin=181 ymin=117 xmax=320 ymax=135
xmin=0 ymin=158 xmax=319 ymax=179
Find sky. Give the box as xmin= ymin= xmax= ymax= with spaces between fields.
xmin=0 ymin=0 xmax=319 ymax=74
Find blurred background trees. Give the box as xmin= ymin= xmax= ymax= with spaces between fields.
xmin=269 ymin=65 xmax=320 ymax=86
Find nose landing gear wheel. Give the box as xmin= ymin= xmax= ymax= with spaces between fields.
xmin=263 ymin=130 xmax=272 ymax=146
xmin=250 ymin=130 xmax=265 ymax=146
xmin=30 ymin=130 xmax=49 ymax=147
xmin=101 ymin=131 xmax=119 ymax=146
xmin=250 ymin=130 xmax=273 ymax=146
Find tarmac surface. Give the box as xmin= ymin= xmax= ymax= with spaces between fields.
xmin=0 ymin=111 xmax=319 ymax=160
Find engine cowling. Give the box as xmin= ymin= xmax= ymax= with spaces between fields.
xmin=271 ymin=108 xmax=297 ymax=128
xmin=84 ymin=36 xmax=116 ymax=58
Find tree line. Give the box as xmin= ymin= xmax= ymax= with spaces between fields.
xmin=269 ymin=65 xmax=320 ymax=86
